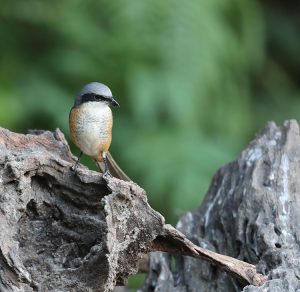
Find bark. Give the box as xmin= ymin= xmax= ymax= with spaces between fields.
xmin=0 ymin=128 xmax=163 ymax=292
xmin=0 ymin=126 xmax=267 ymax=292
xmin=142 ymin=120 xmax=300 ymax=292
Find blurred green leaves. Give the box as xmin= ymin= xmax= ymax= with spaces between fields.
xmin=0 ymin=0 xmax=299 ymax=224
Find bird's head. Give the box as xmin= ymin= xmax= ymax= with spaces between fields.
xmin=74 ymin=82 xmax=120 ymax=108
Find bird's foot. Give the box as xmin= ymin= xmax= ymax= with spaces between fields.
xmin=103 ymin=170 xmax=113 ymax=179
xmin=71 ymin=163 xmax=79 ymax=173
xmin=71 ymin=152 xmax=82 ymax=174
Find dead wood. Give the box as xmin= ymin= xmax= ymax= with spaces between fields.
xmin=0 ymin=127 xmax=267 ymax=291
xmin=143 ymin=120 xmax=300 ymax=292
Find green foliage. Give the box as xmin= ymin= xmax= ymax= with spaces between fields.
xmin=0 ymin=0 xmax=299 ymax=226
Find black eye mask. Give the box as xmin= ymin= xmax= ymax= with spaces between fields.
xmin=81 ymin=93 xmax=109 ymax=103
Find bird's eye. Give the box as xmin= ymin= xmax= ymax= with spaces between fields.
xmin=95 ymin=95 xmax=109 ymax=102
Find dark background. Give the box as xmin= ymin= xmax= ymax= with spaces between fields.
xmin=0 ymin=1 xmax=299 ymax=288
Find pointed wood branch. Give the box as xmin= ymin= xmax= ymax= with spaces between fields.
xmin=152 ymin=225 xmax=267 ymax=287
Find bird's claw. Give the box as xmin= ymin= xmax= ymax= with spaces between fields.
xmin=71 ymin=164 xmax=78 ymax=173
xmin=103 ymin=171 xmax=113 ymax=179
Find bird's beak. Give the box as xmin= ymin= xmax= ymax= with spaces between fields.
xmin=110 ymin=97 xmax=120 ymax=107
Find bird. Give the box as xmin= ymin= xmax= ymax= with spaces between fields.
xmin=69 ymin=82 xmax=130 ymax=181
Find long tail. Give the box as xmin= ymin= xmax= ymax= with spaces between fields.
xmin=96 ymin=152 xmax=131 ymax=181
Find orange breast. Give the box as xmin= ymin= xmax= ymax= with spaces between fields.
xmin=69 ymin=105 xmax=113 ymax=160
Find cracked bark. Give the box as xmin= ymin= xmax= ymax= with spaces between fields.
xmin=0 ymin=128 xmax=163 ymax=292
xmin=0 ymin=125 xmax=271 ymax=292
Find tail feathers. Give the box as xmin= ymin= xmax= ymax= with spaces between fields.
xmin=97 ymin=152 xmax=131 ymax=181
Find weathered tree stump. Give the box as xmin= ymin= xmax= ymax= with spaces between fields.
xmin=142 ymin=120 xmax=300 ymax=292
xmin=0 ymin=124 xmax=271 ymax=292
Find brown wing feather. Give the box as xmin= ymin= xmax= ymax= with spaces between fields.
xmin=69 ymin=107 xmax=80 ymax=148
